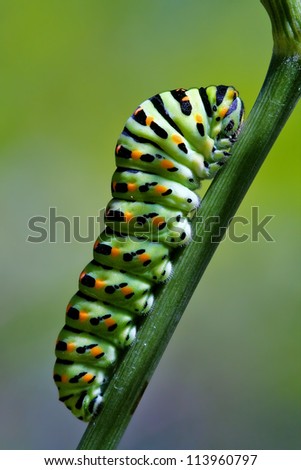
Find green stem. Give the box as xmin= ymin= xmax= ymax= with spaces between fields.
xmin=261 ymin=0 xmax=301 ymax=55
xmin=77 ymin=0 xmax=301 ymax=450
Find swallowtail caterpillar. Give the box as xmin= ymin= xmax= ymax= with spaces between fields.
xmin=53 ymin=85 xmax=244 ymax=421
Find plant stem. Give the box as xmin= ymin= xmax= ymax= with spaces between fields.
xmin=261 ymin=0 xmax=301 ymax=55
xmin=77 ymin=0 xmax=301 ymax=450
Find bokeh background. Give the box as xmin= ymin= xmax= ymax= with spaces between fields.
xmin=0 ymin=0 xmax=300 ymax=450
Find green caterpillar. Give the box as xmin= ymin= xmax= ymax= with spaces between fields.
xmin=53 ymin=85 xmax=244 ymax=421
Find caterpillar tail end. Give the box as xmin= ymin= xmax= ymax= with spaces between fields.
xmin=53 ymin=361 xmax=107 ymax=422
xmin=60 ymin=390 xmax=103 ymax=422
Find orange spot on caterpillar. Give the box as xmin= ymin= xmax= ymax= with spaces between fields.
xmin=82 ymin=373 xmax=94 ymax=383
xmin=181 ymin=96 xmax=189 ymax=101
xmin=61 ymin=374 xmax=68 ymax=383
xmin=121 ymin=286 xmax=133 ymax=297
xmin=79 ymin=311 xmax=89 ymax=322
xmin=152 ymin=216 xmax=165 ymax=227
xmin=79 ymin=271 xmax=86 ymax=281
xmin=160 ymin=159 xmax=174 ymax=169
xmin=138 ymin=253 xmax=151 ymax=263
xmin=172 ymin=134 xmax=183 ymax=144
xmin=127 ymin=183 xmax=137 ymax=192
xmin=90 ymin=346 xmax=103 ymax=357
xmin=67 ymin=342 xmax=76 ymax=352
xmin=227 ymin=89 xmax=236 ymax=99
xmin=146 ymin=116 xmax=154 ymax=126
xmin=116 ymin=144 xmax=121 ymax=154
xmin=95 ymin=279 xmax=106 ymax=289
xmin=124 ymin=211 xmax=133 ymax=222
xmin=104 ymin=317 xmax=117 ymax=329
xmin=219 ymin=106 xmax=228 ymax=118
xmin=112 ymin=181 xmax=117 ymax=191
xmin=111 ymin=247 xmax=120 ymax=257
xmin=155 ymin=184 xmax=168 ymax=194
xmin=195 ymin=113 xmax=203 ymax=123
xmin=131 ymin=150 xmax=143 ymax=159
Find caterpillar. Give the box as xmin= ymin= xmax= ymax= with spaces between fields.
xmin=53 ymin=85 xmax=244 ymax=421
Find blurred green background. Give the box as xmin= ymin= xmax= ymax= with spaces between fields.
xmin=0 ymin=0 xmax=300 ymax=450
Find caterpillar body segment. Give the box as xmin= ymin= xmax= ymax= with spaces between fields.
xmin=104 ymin=199 xmax=192 ymax=246
xmin=93 ymin=232 xmax=172 ymax=283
